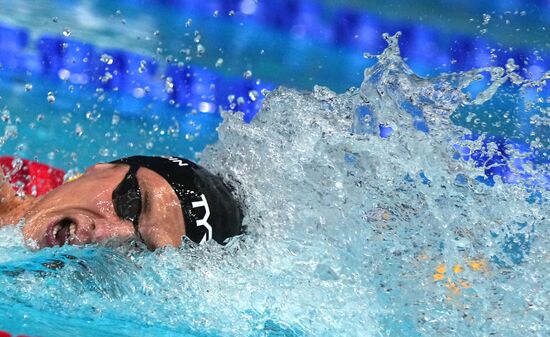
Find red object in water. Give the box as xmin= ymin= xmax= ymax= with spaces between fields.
xmin=0 ymin=156 xmax=65 ymax=197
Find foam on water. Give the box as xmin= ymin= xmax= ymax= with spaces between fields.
xmin=0 ymin=33 xmax=549 ymax=336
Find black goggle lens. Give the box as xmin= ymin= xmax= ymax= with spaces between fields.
xmin=112 ymin=165 xmax=143 ymax=240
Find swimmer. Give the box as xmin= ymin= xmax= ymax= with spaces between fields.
xmin=0 ymin=156 xmax=244 ymax=250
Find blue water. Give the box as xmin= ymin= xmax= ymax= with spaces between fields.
xmin=0 ymin=1 xmax=549 ymax=337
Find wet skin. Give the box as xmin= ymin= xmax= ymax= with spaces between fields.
xmin=11 ymin=163 xmax=185 ymax=250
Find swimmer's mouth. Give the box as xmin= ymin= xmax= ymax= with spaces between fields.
xmin=47 ymin=218 xmax=78 ymax=247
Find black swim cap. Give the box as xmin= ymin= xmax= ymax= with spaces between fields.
xmin=110 ymin=156 xmax=244 ymax=245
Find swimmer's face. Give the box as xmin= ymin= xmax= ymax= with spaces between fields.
xmin=22 ymin=163 xmax=185 ymax=250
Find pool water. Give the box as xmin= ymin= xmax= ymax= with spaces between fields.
xmin=0 ymin=1 xmax=549 ymax=337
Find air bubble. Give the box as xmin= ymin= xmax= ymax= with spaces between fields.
xmin=215 ymin=58 xmax=224 ymax=67
xmin=24 ymin=83 xmax=32 ymax=92
xmin=243 ymin=70 xmax=253 ymax=79
xmin=62 ymin=27 xmax=71 ymax=37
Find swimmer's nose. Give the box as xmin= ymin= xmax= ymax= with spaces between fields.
xmin=85 ymin=217 xmax=135 ymax=244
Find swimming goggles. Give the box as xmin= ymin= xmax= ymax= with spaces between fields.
xmin=111 ymin=165 xmax=145 ymax=243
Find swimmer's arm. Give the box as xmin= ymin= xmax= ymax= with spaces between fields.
xmin=0 ymin=174 xmax=36 ymax=227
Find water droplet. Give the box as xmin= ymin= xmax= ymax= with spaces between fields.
xmin=75 ymin=124 xmax=83 ymax=137
xmin=101 ymin=72 xmax=113 ymax=83
xmin=47 ymin=92 xmax=55 ymax=103
xmin=100 ymin=53 xmax=114 ymax=65
xmin=229 ymin=10 xmax=235 ymax=16
xmin=153 ymin=30 xmax=160 ymax=36
xmin=99 ymin=148 xmax=110 ymax=157
xmin=36 ymin=114 xmax=45 ymax=121
xmin=185 ymin=18 xmax=192 ymax=27
xmin=52 ymin=17 xmax=58 ymax=23
xmin=138 ymin=60 xmax=147 ymax=73
xmin=237 ymin=96 xmax=245 ymax=105
xmin=145 ymin=141 xmax=154 ymax=149
xmin=61 ymin=114 xmax=71 ymax=124
xmin=213 ymin=10 xmax=219 ymax=17
xmin=62 ymin=27 xmax=71 ymax=37
xmin=165 ymin=77 xmax=174 ymax=94
xmin=215 ymin=58 xmax=224 ymax=67
xmin=194 ymin=31 xmax=201 ymax=43
xmin=197 ymin=44 xmax=205 ymax=57
xmin=227 ymin=94 xmax=235 ymax=103
xmin=86 ymin=110 xmax=101 ymax=122
xmin=482 ymin=13 xmax=491 ymax=26
xmin=24 ymin=83 xmax=32 ymax=92
xmin=243 ymin=70 xmax=253 ymax=79
xmin=0 ymin=109 xmax=9 ymax=122
xmin=248 ymin=90 xmax=259 ymax=101
xmin=363 ymin=52 xmax=375 ymax=59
